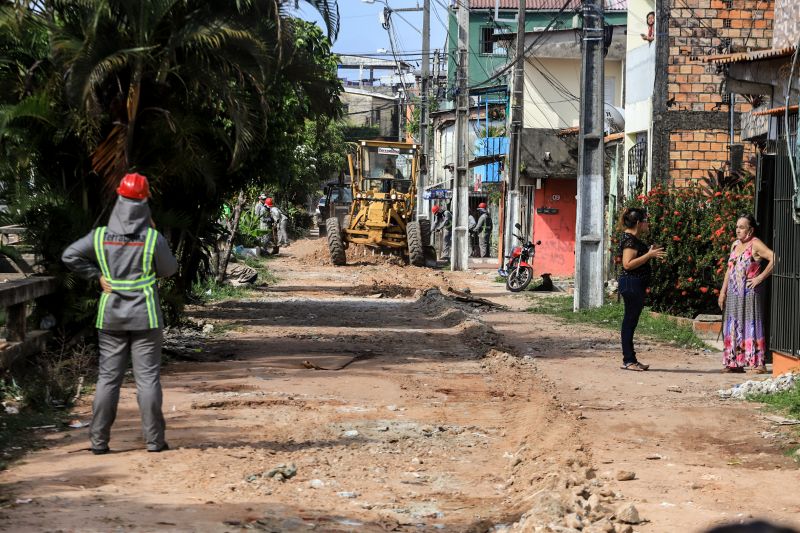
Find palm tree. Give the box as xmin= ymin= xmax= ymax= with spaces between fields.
xmin=0 ymin=0 xmax=343 ymax=322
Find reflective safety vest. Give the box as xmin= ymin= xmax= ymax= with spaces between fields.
xmin=93 ymin=226 xmax=159 ymax=329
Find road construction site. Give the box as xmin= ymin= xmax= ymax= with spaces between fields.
xmin=1 ymin=238 xmax=798 ymax=533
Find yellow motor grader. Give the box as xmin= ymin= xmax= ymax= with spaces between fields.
xmin=325 ymin=140 xmax=433 ymax=266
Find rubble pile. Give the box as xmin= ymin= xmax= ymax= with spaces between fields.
xmin=718 ymin=372 xmax=798 ymax=399
xmin=495 ymin=456 xmax=644 ymax=533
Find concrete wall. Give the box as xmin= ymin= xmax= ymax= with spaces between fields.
xmin=772 ymin=0 xmax=800 ymax=49
xmin=341 ymin=91 xmax=397 ymax=140
xmin=520 ymin=128 xmax=578 ymax=179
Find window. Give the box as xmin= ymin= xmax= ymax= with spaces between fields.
xmin=480 ymin=27 xmax=493 ymax=54
xmin=479 ymin=27 xmax=506 ymax=56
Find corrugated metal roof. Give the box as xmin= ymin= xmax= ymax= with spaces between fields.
xmin=700 ymin=46 xmax=796 ymax=65
xmin=469 ymin=0 xmax=627 ymax=10
xmin=752 ymin=105 xmax=799 ymax=117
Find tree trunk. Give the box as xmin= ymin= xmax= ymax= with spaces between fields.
xmin=215 ymin=190 xmax=246 ymax=284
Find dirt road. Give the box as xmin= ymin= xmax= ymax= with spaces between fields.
xmin=1 ymin=238 xmax=798 ymax=532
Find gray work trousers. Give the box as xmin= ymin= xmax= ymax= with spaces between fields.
xmin=278 ymin=218 xmax=289 ymax=245
xmin=440 ymin=230 xmax=451 ymax=260
xmin=479 ymin=232 xmax=492 ymax=258
xmin=91 ymin=329 xmax=166 ymax=451
xmin=260 ymin=225 xmax=274 ymax=250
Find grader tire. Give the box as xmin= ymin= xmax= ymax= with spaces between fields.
xmin=326 ymin=217 xmax=346 ymax=266
xmin=406 ymin=221 xmax=425 ymax=267
xmin=418 ymin=218 xmax=431 ymax=247
xmin=341 ymin=215 xmax=351 ymax=249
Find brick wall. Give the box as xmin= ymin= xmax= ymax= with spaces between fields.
xmin=663 ymin=0 xmax=774 ymax=186
xmin=667 ymin=129 xmax=756 ymax=185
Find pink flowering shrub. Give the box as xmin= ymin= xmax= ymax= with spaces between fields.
xmin=619 ymin=183 xmax=755 ymax=317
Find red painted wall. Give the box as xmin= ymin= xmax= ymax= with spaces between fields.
xmin=532 ymin=180 xmax=576 ymax=277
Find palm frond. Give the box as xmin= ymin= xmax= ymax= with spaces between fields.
xmin=0 ymin=92 xmax=55 ymax=133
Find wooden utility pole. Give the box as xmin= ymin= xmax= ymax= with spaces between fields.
xmin=503 ymin=0 xmax=526 ymax=260
xmin=451 ymin=1 xmax=470 ymax=271
xmin=574 ymin=0 xmax=605 ymax=310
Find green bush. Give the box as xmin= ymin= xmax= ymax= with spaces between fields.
xmin=619 ymin=183 xmax=754 ymax=317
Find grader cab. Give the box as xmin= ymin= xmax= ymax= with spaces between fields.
xmin=325 ymin=140 xmax=431 ymax=266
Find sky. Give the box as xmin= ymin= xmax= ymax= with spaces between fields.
xmin=292 ymin=0 xmax=451 ymax=79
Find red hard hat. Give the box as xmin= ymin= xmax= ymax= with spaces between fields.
xmin=116 ymin=173 xmax=150 ymax=200
xmin=478 ymin=202 xmax=487 ymax=209
xmin=431 ymin=205 xmax=440 ymax=214
xmin=265 ymin=198 xmax=273 ymax=207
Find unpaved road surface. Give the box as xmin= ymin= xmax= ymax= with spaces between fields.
xmin=1 ymin=238 xmax=798 ymax=533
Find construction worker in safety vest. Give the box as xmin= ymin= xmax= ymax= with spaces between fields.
xmin=62 ymin=173 xmax=178 ymax=454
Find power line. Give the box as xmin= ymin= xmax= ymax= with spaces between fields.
xmin=468 ymin=0 xmax=576 ymax=90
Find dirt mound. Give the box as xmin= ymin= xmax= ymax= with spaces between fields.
xmin=291 ymin=237 xmax=407 ymax=267
xmin=289 ymin=237 xmax=332 ymax=265
xmin=342 ymin=282 xmax=416 ymax=298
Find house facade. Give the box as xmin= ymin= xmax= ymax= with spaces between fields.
xmin=517 ymin=24 xmax=627 ymax=277
xmin=623 ymin=0 xmax=776 ymax=194
xmin=700 ymin=0 xmax=799 ymax=375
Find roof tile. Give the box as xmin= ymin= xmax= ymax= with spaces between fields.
xmin=468 ymin=0 xmax=627 ymax=10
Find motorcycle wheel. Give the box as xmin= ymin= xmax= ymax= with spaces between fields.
xmin=506 ymin=266 xmax=533 ymax=292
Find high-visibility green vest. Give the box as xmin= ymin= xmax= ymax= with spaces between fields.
xmin=93 ymin=226 xmax=159 ymax=329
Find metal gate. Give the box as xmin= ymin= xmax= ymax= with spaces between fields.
xmin=770 ymin=113 xmax=800 ymax=358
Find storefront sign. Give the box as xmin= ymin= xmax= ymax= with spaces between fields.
xmin=424 ymin=189 xmax=451 ymax=200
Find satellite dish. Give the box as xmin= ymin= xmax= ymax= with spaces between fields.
xmin=604 ymin=104 xmax=625 ymax=134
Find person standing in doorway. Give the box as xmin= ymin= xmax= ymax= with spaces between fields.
xmin=719 ymin=214 xmax=774 ymax=374
xmin=472 ymin=203 xmax=493 ymax=258
xmin=617 ymin=207 xmax=665 ymax=371
xmin=62 ymin=173 xmax=178 ymax=453
xmin=432 ymin=204 xmax=452 ymax=261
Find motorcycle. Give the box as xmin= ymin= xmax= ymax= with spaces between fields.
xmin=498 ymin=223 xmax=541 ymax=292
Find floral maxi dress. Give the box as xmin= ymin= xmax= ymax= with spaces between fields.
xmin=722 ymin=239 xmax=766 ymax=368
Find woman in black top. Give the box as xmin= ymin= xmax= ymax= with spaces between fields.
xmin=617 ymin=207 xmax=666 ymax=371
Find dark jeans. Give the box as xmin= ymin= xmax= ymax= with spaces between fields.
xmin=619 ymin=275 xmax=647 ymax=365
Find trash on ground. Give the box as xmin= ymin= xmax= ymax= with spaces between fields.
xmin=718 ymin=372 xmax=797 ymax=399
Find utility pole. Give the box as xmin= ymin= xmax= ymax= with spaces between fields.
xmin=573 ymin=0 xmax=605 ymax=310
xmin=451 ymin=1 xmax=469 ymax=271
xmin=504 ymin=0 xmax=526 ymax=262
xmin=417 ymin=0 xmax=431 ymax=218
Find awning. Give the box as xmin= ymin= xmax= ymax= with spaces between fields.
xmin=752 ymin=105 xmax=799 ymax=117
xmin=699 ymin=46 xmax=796 ymax=65
xmin=557 ymin=126 xmax=579 ymax=137
xmin=443 ymin=152 xmax=506 ymax=171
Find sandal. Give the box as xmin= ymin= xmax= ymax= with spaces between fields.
xmin=621 ymin=362 xmax=649 ymax=371
xmin=749 ymin=366 xmax=769 ymax=374
xmin=722 ymin=366 xmax=745 ymax=373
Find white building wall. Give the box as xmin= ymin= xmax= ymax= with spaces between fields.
xmin=522 ymin=58 xmax=623 ymax=130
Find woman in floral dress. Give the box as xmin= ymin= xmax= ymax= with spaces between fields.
xmin=718 ymin=214 xmax=775 ymax=373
